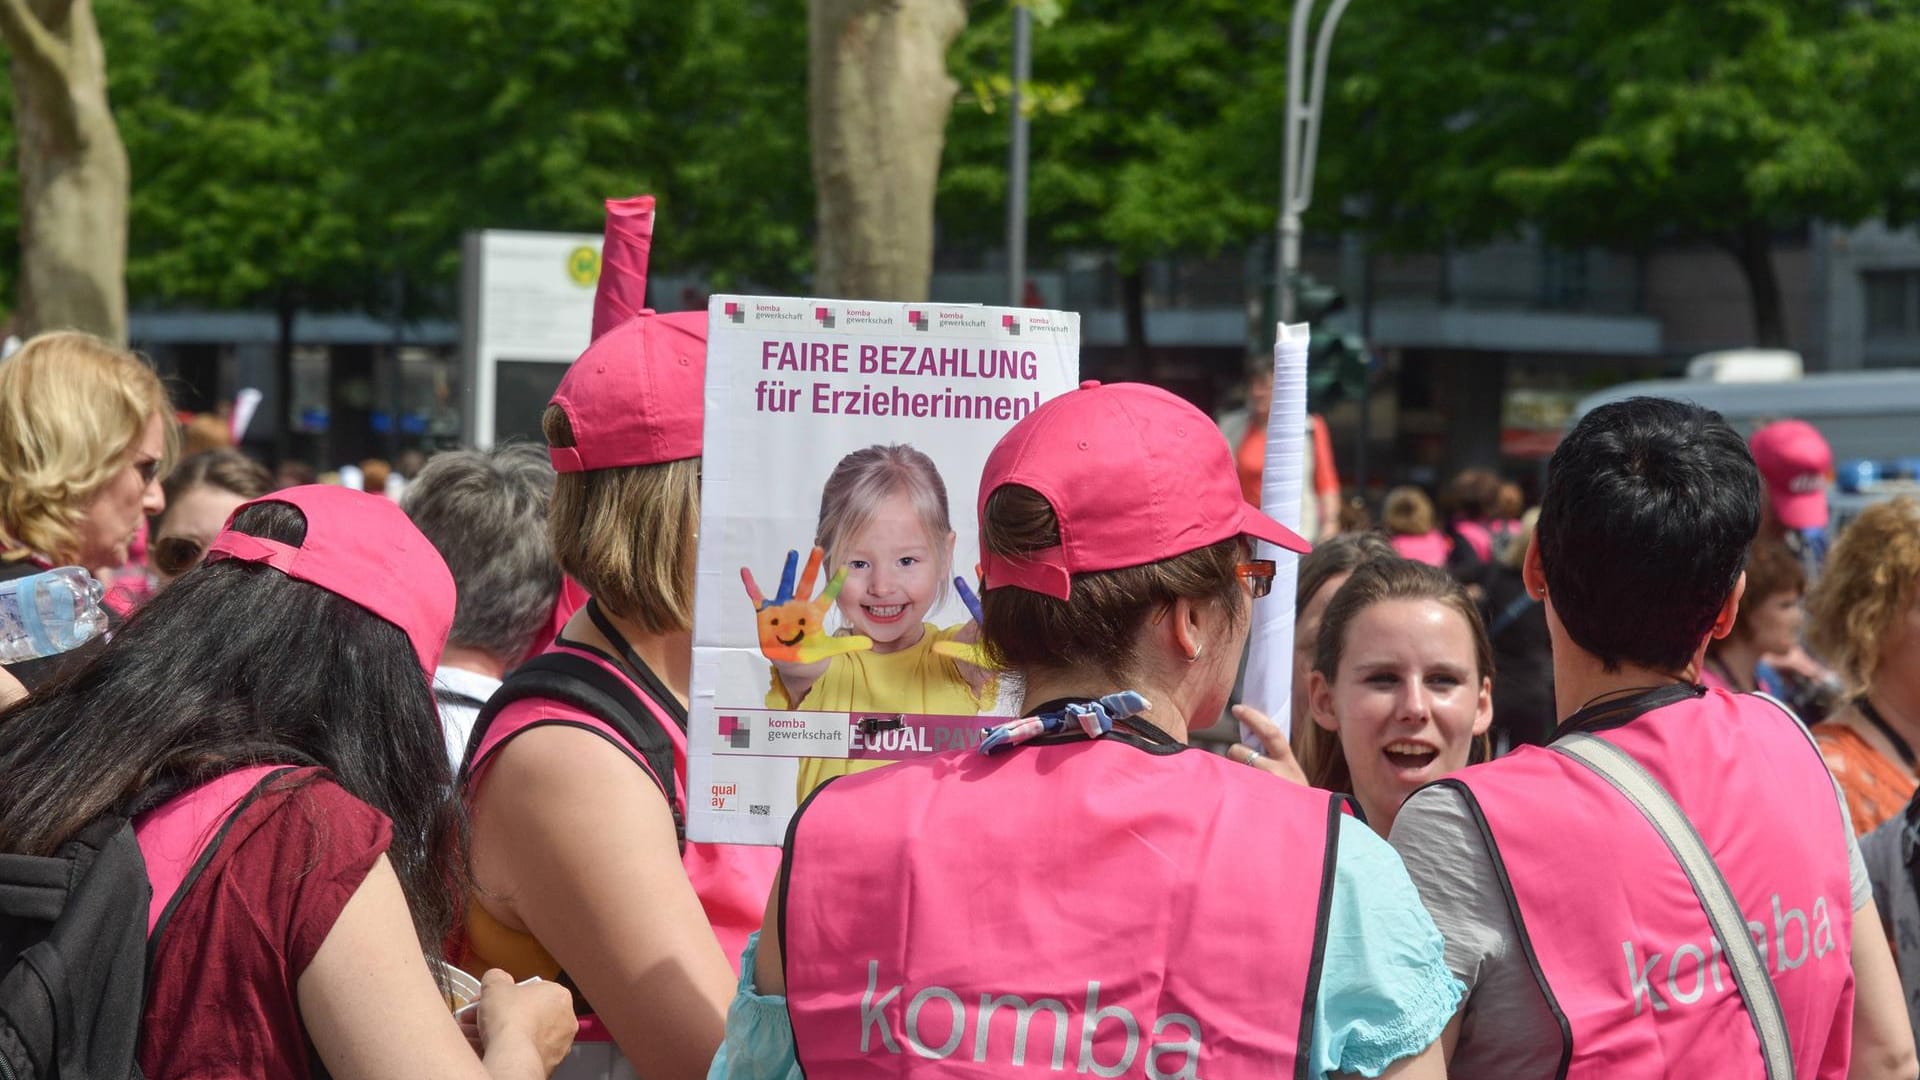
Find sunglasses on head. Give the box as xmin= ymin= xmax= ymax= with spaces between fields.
xmin=151 ymin=535 xmax=209 ymax=578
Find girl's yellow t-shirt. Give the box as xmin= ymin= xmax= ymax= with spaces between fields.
xmin=767 ymin=622 xmax=996 ymax=798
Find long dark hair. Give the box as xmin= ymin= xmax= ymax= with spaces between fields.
xmin=0 ymin=501 xmax=465 ymax=965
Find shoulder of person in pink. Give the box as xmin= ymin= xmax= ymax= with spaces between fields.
xmin=1453 ymin=518 xmax=1494 ymax=562
xmin=781 ymin=382 xmax=1345 ymax=1077
xmin=134 ymin=765 xmax=298 ymax=934
xmin=464 ymin=642 xmax=777 ymax=972
xmin=1391 ymin=531 xmax=1451 ymax=566
xmin=1449 ymin=688 xmax=1853 ymax=1078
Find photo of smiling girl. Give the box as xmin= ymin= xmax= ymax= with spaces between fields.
xmin=741 ymin=441 xmax=998 ymax=795
xmin=742 ymin=445 xmax=997 ymax=793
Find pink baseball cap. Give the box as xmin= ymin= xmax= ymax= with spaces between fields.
xmin=1750 ymin=419 xmax=1832 ymax=530
xmin=547 ymin=309 xmax=706 ymax=473
xmin=979 ymin=381 xmax=1310 ymax=599
xmin=203 ymin=485 xmax=456 ymax=674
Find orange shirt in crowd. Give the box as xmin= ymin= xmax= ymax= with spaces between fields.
xmin=1814 ymin=723 xmax=1918 ymax=836
xmin=1235 ymin=415 xmax=1340 ymax=509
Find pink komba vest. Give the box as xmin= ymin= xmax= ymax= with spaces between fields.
xmin=1390 ymin=531 xmax=1451 ymax=567
xmin=1447 ymin=688 xmax=1854 ymax=1079
xmin=783 ymin=731 xmax=1343 ymax=1078
xmin=134 ymin=765 xmax=294 ymax=933
xmin=465 ymin=643 xmax=778 ymax=976
xmin=1452 ymin=519 xmax=1495 ymax=563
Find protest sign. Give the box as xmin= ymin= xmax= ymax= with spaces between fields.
xmin=1241 ymin=323 xmax=1310 ymax=744
xmin=687 ymin=296 xmax=1080 ymax=844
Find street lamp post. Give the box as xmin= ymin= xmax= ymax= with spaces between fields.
xmin=1007 ymin=4 xmax=1033 ymax=306
xmin=1275 ymin=0 xmax=1355 ymax=324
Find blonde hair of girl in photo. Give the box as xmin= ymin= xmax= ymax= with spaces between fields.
xmin=744 ymin=445 xmax=996 ymax=796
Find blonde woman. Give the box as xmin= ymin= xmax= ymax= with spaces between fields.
xmin=460 ymin=313 xmax=779 ymax=1080
xmin=1381 ymin=486 xmax=1448 ymax=566
xmin=0 ymin=331 xmax=176 ymax=689
xmin=1808 ymin=495 xmax=1920 ymax=836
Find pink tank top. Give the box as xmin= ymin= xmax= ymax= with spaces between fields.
xmin=1450 ymin=689 xmax=1855 ymax=1078
xmin=134 ymin=765 xmax=294 ymax=934
xmin=783 ymin=730 xmax=1341 ymax=1077
xmin=466 ymin=643 xmax=778 ymax=970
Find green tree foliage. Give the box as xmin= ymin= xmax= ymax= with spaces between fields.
xmin=940 ymin=0 xmax=1285 ymax=273
xmin=1323 ymin=0 xmax=1920 ymax=345
xmin=334 ymin=0 xmax=810 ymax=297
xmin=104 ymin=0 xmax=362 ymax=312
xmin=0 ymin=0 xmax=812 ymax=326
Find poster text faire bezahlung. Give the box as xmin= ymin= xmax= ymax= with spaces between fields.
xmin=754 ymin=340 xmax=1043 ymax=421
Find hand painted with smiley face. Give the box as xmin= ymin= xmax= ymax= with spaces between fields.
xmin=742 ymin=548 xmax=874 ymax=665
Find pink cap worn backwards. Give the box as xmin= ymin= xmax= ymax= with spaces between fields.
xmin=203 ymin=485 xmax=456 ymax=674
xmin=978 ymin=381 xmax=1310 ymax=599
xmin=547 ymin=309 xmax=706 ymax=473
xmin=1750 ymin=419 xmax=1833 ymax=530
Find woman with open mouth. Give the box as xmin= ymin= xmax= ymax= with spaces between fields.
xmin=1306 ymin=557 xmax=1494 ymax=838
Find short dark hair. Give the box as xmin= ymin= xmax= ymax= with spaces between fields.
xmin=1537 ymin=397 xmax=1760 ymax=672
xmin=402 ymin=444 xmax=561 ymax=665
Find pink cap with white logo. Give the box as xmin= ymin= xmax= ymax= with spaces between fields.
xmin=978 ymin=381 xmax=1310 ymax=599
xmin=1750 ymin=419 xmax=1832 ymax=530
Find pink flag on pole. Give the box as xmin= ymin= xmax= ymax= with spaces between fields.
xmin=592 ymin=194 xmax=656 ymax=341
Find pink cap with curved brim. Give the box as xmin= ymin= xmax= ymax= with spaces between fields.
xmin=1750 ymin=419 xmax=1833 ymax=530
xmin=978 ymin=381 xmax=1310 ymax=600
xmin=592 ymin=195 xmax=655 ymax=342
xmin=203 ymin=485 xmax=456 ymax=674
xmin=548 ymin=309 xmax=706 ymax=473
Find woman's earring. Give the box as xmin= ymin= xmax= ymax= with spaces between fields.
xmin=1184 ymin=644 xmax=1204 ymax=664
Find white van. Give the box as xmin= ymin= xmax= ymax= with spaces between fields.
xmin=1572 ymin=367 xmax=1920 ymax=530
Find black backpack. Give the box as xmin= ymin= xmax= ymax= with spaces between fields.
xmin=0 ymin=769 xmax=289 ymax=1079
xmin=461 ymin=651 xmax=686 ymax=849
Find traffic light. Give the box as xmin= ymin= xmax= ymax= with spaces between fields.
xmin=1291 ymin=272 xmax=1372 ymax=408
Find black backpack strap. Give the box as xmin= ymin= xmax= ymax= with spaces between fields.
xmin=434 ymin=686 xmax=490 ymax=712
xmin=461 ymin=652 xmax=686 ymax=850
xmin=146 ymin=766 xmax=301 ymax=973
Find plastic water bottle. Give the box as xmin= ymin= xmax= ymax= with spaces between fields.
xmin=0 ymin=566 xmax=109 ymax=663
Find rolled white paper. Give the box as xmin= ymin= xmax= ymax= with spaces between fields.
xmin=230 ymin=387 xmax=265 ymax=444
xmin=1240 ymin=322 xmax=1310 ymax=746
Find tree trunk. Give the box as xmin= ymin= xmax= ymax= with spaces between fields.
xmin=1724 ymin=221 xmax=1787 ymax=349
xmin=0 ymin=0 xmax=128 ymax=342
xmin=809 ymin=0 xmax=966 ymax=301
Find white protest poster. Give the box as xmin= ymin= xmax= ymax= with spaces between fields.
xmin=1241 ymin=323 xmax=1311 ymax=744
xmin=687 ymin=296 xmax=1080 ymax=844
